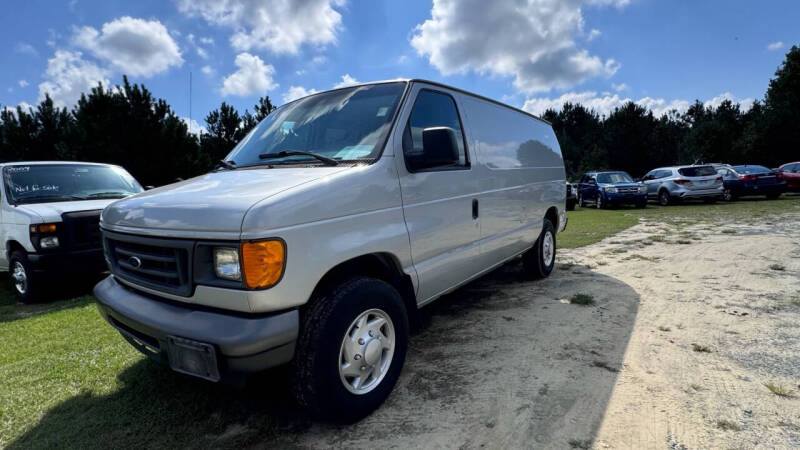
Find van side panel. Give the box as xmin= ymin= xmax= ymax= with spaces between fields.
xmin=459 ymin=96 xmax=566 ymax=266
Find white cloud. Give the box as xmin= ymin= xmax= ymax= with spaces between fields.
xmin=14 ymin=42 xmax=39 ymax=57
xmin=333 ymin=74 xmax=359 ymax=88
xmin=201 ymin=65 xmax=215 ymax=76
xmin=767 ymin=41 xmax=784 ymax=51
xmin=410 ymin=0 xmax=622 ymax=94
xmin=282 ymin=86 xmax=318 ymax=103
xmin=612 ymin=82 xmax=628 ymax=92
xmin=703 ymin=92 xmax=754 ymax=111
xmin=181 ymin=117 xmax=206 ymax=135
xmin=199 ymin=36 xmax=214 ymax=45
xmin=522 ymin=90 xmax=753 ymax=118
xmin=73 ymin=16 xmax=183 ymax=77
xmin=175 ymin=0 xmax=345 ymax=54
xmin=18 ymin=80 xmax=29 ymax=88
xmin=587 ymin=29 xmax=601 ymax=41
xmin=221 ymin=52 xmax=277 ymax=96
xmin=2 ymin=102 xmax=36 ymax=116
xmin=38 ymin=50 xmax=110 ymax=108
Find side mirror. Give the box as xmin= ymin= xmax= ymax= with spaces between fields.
xmin=408 ymin=127 xmax=460 ymax=171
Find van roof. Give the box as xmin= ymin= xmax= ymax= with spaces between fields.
xmin=291 ymin=78 xmax=551 ymax=125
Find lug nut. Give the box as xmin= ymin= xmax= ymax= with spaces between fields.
xmin=358 ymin=338 xmax=365 ymax=345
xmin=360 ymin=366 xmax=366 ymax=371
xmin=354 ymin=354 xmax=361 ymax=360
xmin=368 ymin=330 xmax=374 ymax=337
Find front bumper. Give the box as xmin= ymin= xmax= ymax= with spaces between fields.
xmin=28 ymin=248 xmax=106 ymax=274
xmin=605 ymin=192 xmax=647 ymax=204
xmin=94 ymin=276 xmax=298 ymax=382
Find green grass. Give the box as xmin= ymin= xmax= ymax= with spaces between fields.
xmin=569 ymin=293 xmax=595 ymax=306
xmin=559 ymin=195 xmax=800 ymax=249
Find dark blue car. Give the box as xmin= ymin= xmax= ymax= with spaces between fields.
xmin=715 ymin=165 xmax=787 ymax=201
xmin=577 ymin=171 xmax=648 ymax=209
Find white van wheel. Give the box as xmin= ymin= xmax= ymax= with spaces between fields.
xmin=9 ymin=251 xmax=40 ymax=303
xmin=291 ymin=277 xmax=408 ymax=422
xmin=523 ymin=219 xmax=556 ymax=279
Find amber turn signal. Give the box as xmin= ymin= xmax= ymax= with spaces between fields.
xmin=30 ymin=223 xmax=57 ymax=233
xmin=241 ymin=240 xmax=285 ymax=289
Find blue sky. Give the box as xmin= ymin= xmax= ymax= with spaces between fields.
xmin=1 ymin=0 xmax=797 ymax=131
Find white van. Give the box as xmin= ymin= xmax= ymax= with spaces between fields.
xmin=94 ymin=80 xmax=567 ymax=420
xmin=1 ymin=161 xmax=143 ymax=301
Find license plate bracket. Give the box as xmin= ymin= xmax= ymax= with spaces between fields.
xmin=166 ymin=336 xmax=220 ymax=382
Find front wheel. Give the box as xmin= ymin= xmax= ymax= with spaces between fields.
xmin=658 ymin=190 xmax=672 ymax=206
xmin=291 ymin=277 xmax=409 ymax=422
xmin=523 ymin=219 xmax=556 ymax=279
xmin=9 ymin=251 xmax=41 ymax=303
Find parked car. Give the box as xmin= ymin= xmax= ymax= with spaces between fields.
xmin=1 ymin=161 xmax=143 ymax=301
xmin=93 ymin=79 xmax=568 ymax=421
xmin=715 ymin=165 xmax=786 ymax=201
xmin=566 ymin=181 xmax=577 ymax=210
xmin=576 ymin=171 xmax=647 ymax=209
xmin=778 ymin=161 xmax=800 ymax=192
xmin=641 ymin=165 xmax=723 ymax=206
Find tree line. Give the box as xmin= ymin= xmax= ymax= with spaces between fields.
xmin=1 ymin=46 xmax=798 ymax=185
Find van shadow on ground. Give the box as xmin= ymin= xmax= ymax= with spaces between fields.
xmin=0 ymin=273 xmax=103 ymax=323
xmin=9 ymin=260 xmax=640 ymax=449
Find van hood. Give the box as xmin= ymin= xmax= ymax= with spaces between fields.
xmin=17 ymin=199 xmax=119 ymax=223
xmin=101 ymin=167 xmax=349 ymax=236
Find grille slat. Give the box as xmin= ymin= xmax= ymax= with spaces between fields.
xmin=617 ymin=187 xmax=640 ymax=194
xmin=104 ymin=232 xmax=193 ymax=296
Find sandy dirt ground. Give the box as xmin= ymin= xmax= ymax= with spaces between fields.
xmin=257 ymin=212 xmax=800 ymax=449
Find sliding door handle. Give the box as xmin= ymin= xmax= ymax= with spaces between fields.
xmin=472 ymin=198 xmax=479 ymax=219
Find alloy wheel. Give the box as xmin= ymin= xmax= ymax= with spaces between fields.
xmin=12 ymin=261 xmax=27 ymax=295
xmin=338 ymin=308 xmax=395 ymax=395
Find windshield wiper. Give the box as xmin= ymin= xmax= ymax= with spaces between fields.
xmin=85 ymin=191 xmax=130 ymax=198
xmin=258 ymin=150 xmax=338 ymax=166
xmin=215 ymin=160 xmax=237 ymax=170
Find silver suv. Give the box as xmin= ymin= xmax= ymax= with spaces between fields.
xmin=641 ymin=165 xmax=723 ymax=205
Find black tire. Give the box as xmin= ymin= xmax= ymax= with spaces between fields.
xmin=766 ymin=193 xmax=781 ymax=200
xmin=566 ymin=198 xmax=576 ymax=211
xmin=722 ymin=188 xmax=735 ymax=202
xmin=658 ymin=189 xmax=671 ymax=206
xmin=523 ymin=219 xmax=556 ymax=280
xmin=596 ymin=193 xmax=604 ymax=209
xmin=291 ymin=277 xmax=409 ymax=422
xmin=9 ymin=251 xmax=41 ymax=303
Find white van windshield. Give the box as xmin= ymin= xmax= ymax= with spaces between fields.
xmin=226 ymin=82 xmax=406 ymax=167
xmin=4 ymin=164 xmax=142 ymax=204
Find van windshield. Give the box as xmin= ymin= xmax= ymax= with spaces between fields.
xmin=226 ymin=82 xmax=406 ymax=167
xmin=3 ymin=164 xmax=142 ymax=205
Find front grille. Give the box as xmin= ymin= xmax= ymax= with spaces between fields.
xmin=617 ymin=187 xmax=640 ymax=194
xmin=60 ymin=210 xmax=102 ymax=250
xmin=104 ymin=231 xmax=194 ymax=296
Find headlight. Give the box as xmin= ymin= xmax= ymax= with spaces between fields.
xmin=40 ymin=236 xmax=59 ymax=248
xmin=639 ymin=185 xmax=647 ymax=193
xmin=603 ymin=186 xmax=617 ymax=193
xmin=213 ymin=247 xmax=241 ymax=281
xmin=241 ymin=240 xmax=285 ymax=289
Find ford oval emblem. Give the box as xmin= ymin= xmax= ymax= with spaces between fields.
xmin=128 ymin=256 xmax=143 ymax=269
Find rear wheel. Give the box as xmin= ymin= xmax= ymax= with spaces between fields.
xmin=523 ymin=219 xmax=556 ymax=279
xmin=658 ymin=190 xmax=672 ymax=206
xmin=9 ymin=251 xmax=41 ymax=303
xmin=722 ymin=188 xmax=734 ymax=202
xmin=291 ymin=277 xmax=408 ymax=422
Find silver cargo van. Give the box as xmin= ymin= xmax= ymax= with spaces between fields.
xmin=94 ymin=79 xmax=567 ymax=420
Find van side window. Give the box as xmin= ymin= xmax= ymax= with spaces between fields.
xmin=403 ymin=90 xmax=468 ymax=171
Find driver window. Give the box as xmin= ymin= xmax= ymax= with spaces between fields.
xmin=403 ymin=90 xmax=468 ymax=170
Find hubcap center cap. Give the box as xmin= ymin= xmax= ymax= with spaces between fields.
xmin=363 ymin=338 xmax=382 ymax=366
